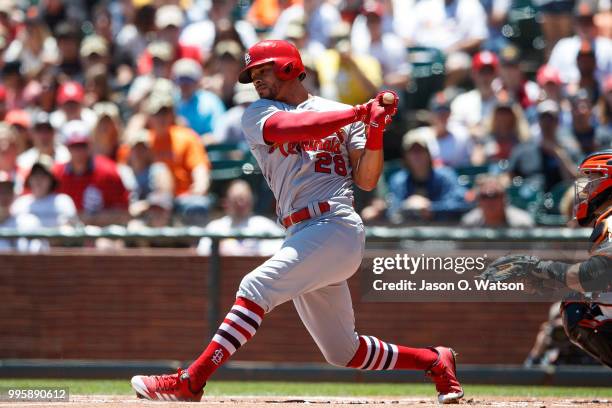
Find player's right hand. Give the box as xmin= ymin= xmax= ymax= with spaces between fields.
xmin=354 ymin=90 xmax=399 ymax=126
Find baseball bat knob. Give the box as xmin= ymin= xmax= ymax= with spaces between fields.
xmin=382 ymin=92 xmax=395 ymax=105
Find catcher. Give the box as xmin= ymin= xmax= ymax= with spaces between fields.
xmin=480 ymin=150 xmax=612 ymax=368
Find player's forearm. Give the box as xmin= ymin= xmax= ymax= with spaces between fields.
xmin=539 ymin=256 xmax=612 ymax=293
xmin=263 ymin=109 xmax=358 ymax=144
xmin=576 ymin=255 xmax=612 ymax=292
xmin=352 ymin=148 xmax=383 ymax=191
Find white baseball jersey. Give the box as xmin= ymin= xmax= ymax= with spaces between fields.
xmin=241 ymin=96 xmax=366 ymax=220
xmin=238 ymin=95 xmax=368 ymax=366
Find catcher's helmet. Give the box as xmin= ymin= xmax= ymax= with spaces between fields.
xmin=238 ymin=40 xmax=306 ymax=84
xmin=574 ymin=149 xmax=612 ymax=226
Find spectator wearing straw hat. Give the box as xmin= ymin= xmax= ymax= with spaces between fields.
xmin=79 ymin=35 xmax=110 ymax=73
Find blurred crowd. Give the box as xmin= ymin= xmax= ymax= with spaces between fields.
xmin=0 ymin=0 xmax=611 ymax=251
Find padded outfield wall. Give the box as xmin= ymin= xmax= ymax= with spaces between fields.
xmin=0 ymin=248 xmax=568 ymax=365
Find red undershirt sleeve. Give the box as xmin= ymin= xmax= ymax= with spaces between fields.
xmin=263 ymin=108 xmax=358 ymax=144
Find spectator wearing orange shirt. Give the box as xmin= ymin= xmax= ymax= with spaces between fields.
xmin=133 ymin=89 xmax=212 ymax=225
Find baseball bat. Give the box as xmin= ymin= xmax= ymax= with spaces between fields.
xmin=382 ymin=92 xmax=395 ymax=105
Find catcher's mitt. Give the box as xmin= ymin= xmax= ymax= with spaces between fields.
xmin=477 ymin=254 xmax=553 ymax=294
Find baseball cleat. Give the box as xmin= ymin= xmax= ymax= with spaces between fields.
xmin=130 ymin=368 xmax=204 ymax=401
xmin=426 ymin=347 xmax=464 ymax=404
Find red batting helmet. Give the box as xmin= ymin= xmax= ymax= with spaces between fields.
xmin=238 ymin=40 xmax=306 ymax=84
xmin=574 ymin=149 xmax=612 ymax=226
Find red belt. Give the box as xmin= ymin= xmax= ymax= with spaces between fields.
xmin=282 ymin=202 xmax=331 ymax=228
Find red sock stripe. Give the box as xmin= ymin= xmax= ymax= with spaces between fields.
xmin=371 ymin=338 xmax=386 ymax=370
xmin=346 ymin=337 xmax=368 ymax=368
xmin=346 ymin=335 xmax=437 ymax=371
xmin=235 ymin=297 xmax=265 ymax=318
xmin=223 ymin=317 xmax=252 ymax=340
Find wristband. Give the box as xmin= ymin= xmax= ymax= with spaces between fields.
xmin=365 ymin=123 xmax=384 ymax=150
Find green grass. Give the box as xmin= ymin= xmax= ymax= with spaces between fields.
xmin=0 ymin=379 xmax=610 ymax=398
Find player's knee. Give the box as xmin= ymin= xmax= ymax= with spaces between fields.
xmin=323 ymin=349 xmax=353 ymax=367
xmin=321 ymin=339 xmax=360 ymax=368
xmin=236 ymin=272 xmax=270 ymax=311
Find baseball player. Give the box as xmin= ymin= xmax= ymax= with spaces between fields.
xmin=481 ymin=150 xmax=612 ymax=367
xmin=131 ymin=40 xmax=463 ymax=403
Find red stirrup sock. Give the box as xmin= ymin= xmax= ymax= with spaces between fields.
xmin=346 ymin=335 xmax=438 ymax=370
xmin=187 ymin=297 xmax=265 ymax=388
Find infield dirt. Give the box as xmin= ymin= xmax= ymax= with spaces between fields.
xmin=0 ymin=395 xmax=609 ymax=407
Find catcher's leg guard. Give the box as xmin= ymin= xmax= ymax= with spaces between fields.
xmin=561 ymin=301 xmax=612 ymax=368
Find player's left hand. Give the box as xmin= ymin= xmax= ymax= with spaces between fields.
xmin=477 ymin=254 xmax=561 ymax=295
